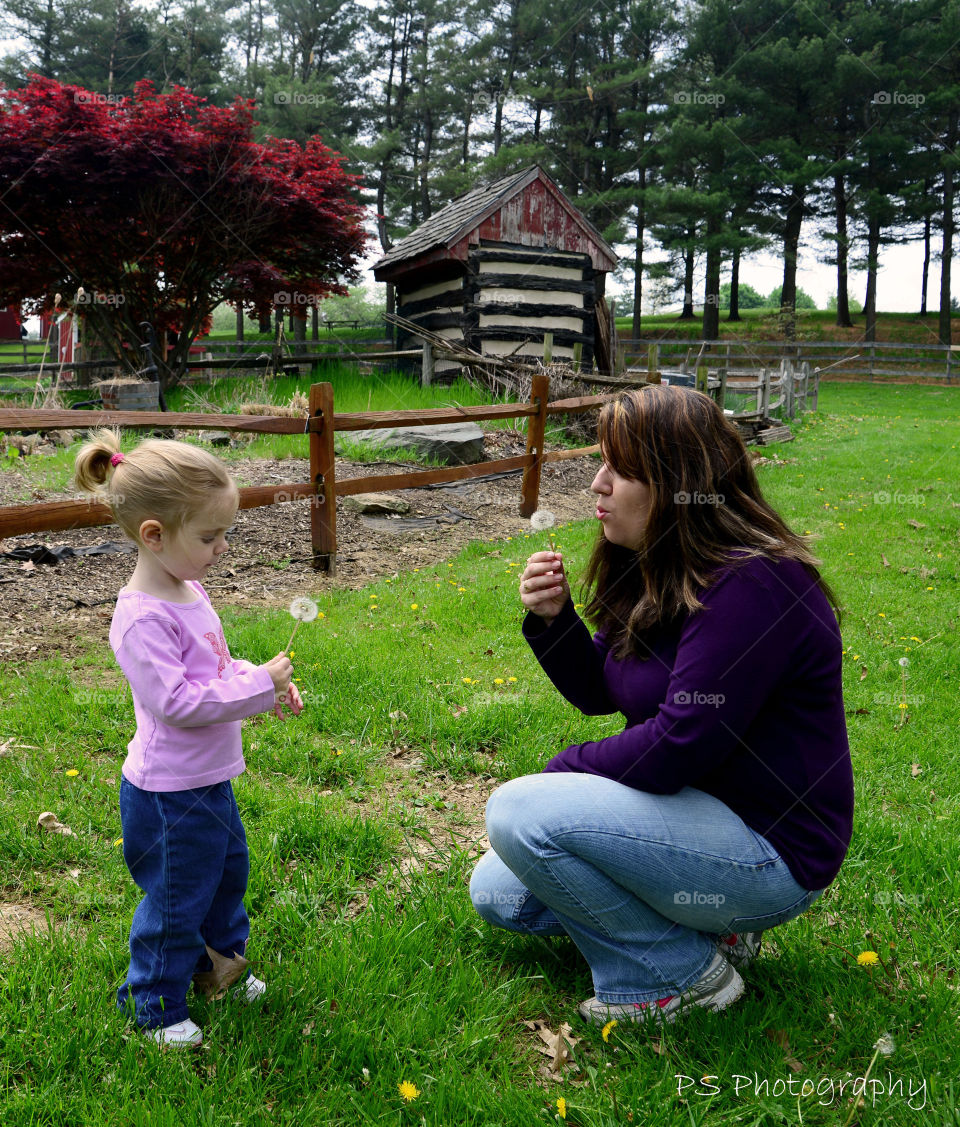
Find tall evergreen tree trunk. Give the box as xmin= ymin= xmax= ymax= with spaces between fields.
xmin=727 ymin=246 xmax=741 ymax=321
xmin=702 ymin=228 xmax=722 ymax=341
xmin=938 ymin=116 xmax=956 ymax=346
xmin=680 ymin=242 xmax=695 ymax=319
xmin=864 ymin=211 xmax=880 ymax=344
xmin=833 ymin=172 xmax=852 ymax=327
xmin=779 ymin=190 xmax=804 ymax=341
xmin=920 ymin=178 xmax=931 ymax=316
xmin=631 ymin=169 xmax=646 ymax=338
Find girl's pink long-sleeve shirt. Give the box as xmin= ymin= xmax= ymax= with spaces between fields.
xmin=109 ymin=581 xmax=276 ymax=792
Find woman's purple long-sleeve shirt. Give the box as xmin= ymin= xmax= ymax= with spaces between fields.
xmin=523 ymin=554 xmax=853 ymax=891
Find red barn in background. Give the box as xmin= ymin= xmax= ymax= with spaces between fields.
xmin=0 ymin=305 xmax=22 ymax=339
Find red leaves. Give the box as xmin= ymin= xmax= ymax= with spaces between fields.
xmin=0 ymin=75 xmax=368 ymax=370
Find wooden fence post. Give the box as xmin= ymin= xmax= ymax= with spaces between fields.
xmin=696 ymin=365 xmax=709 ymax=393
xmin=309 ymin=381 xmax=337 ymax=573
xmin=543 ymin=332 xmax=553 ymax=364
xmin=718 ymin=367 xmax=727 ymax=410
xmin=760 ymin=368 xmax=771 ymax=417
xmin=572 ymin=341 xmax=582 ymax=372
xmin=519 ymin=372 xmax=550 ymax=518
xmin=647 ymin=343 xmax=660 ymax=384
xmin=421 ymin=340 xmax=434 ymax=387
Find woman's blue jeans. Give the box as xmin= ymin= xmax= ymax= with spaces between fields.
xmin=116 ymin=777 xmax=250 ymax=1029
xmin=470 ymin=774 xmax=822 ymax=1004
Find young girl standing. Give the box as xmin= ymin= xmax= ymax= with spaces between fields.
xmin=75 ymin=430 xmax=303 ymax=1047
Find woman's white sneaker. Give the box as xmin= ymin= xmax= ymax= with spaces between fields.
xmin=579 ymin=951 xmax=745 ymax=1027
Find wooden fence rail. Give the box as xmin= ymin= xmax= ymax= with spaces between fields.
xmin=629 ymin=338 xmax=960 ymax=382
xmin=0 ymin=379 xmax=609 ymax=571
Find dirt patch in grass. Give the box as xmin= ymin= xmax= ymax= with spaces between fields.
xmin=0 ymin=431 xmax=597 ymax=664
xmin=0 ymin=901 xmax=51 ymax=951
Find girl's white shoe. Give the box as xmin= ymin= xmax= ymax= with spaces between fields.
xmin=148 ymin=1017 xmax=203 ymax=1047
xmin=234 ymin=975 xmax=266 ymax=1003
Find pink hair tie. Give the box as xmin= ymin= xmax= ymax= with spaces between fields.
xmin=110 ymin=452 xmax=125 ymax=467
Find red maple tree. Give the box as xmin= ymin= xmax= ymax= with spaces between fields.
xmin=0 ymin=77 xmax=368 ymax=383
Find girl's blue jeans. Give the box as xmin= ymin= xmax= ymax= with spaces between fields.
xmin=470 ymin=774 xmax=823 ymax=1004
xmin=117 ymin=777 xmax=250 ymax=1029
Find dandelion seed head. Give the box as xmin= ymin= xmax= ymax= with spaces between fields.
xmin=530 ymin=509 xmax=556 ymax=531
xmin=899 ymin=657 xmax=909 ymax=667
xmin=289 ymin=596 xmax=319 ymax=622
xmin=874 ymin=1032 xmax=896 ymax=1056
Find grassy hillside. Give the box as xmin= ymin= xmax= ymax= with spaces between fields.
xmin=619 ymin=308 xmax=960 ymax=346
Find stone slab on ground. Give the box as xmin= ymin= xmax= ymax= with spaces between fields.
xmin=342 ymin=493 xmax=411 ymax=515
xmin=337 ymin=423 xmax=485 ymax=466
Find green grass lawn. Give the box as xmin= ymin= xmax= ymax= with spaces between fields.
xmin=1 ymin=382 xmax=959 ymax=1124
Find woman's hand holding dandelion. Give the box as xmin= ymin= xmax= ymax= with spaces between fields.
xmin=519 ymin=550 xmax=569 ymax=625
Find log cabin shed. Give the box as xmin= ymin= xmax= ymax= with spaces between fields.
xmin=372 ymin=166 xmax=618 ymax=378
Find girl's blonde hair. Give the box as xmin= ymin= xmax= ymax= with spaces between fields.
xmin=74 ymin=429 xmax=237 ymax=542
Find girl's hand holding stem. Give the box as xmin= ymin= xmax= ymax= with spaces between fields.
xmin=263 ymin=652 xmax=303 ymax=719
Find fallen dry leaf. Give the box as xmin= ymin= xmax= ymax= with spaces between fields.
xmin=911 ymin=763 xmax=923 ymax=777
xmin=860 ymin=665 xmax=868 ymax=681
xmin=191 ymin=945 xmax=249 ymax=998
xmin=766 ymin=1028 xmax=803 ymax=1073
xmin=526 ymin=1020 xmax=580 ymax=1073
xmin=37 ymin=811 xmax=76 ymax=837
xmin=907 ymin=519 xmax=925 ymax=530
xmin=881 ymin=554 xmax=890 ymax=568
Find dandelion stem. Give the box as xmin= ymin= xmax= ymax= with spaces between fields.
xmin=841 ymin=1044 xmax=882 ymax=1127
xmin=283 ymin=619 xmax=301 ymax=654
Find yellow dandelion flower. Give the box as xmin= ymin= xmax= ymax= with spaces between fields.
xmin=462 ymin=676 xmax=473 ymax=684
xmin=557 ymin=1096 xmax=567 ymax=1119
xmin=857 ymin=950 xmax=879 ymax=966
xmin=398 ymin=1080 xmax=420 ymax=1102
xmin=878 ymin=612 xmax=886 ymax=617
xmin=507 ymin=676 xmax=517 ymax=683
xmin=494 ymin=678 xmax=504 ymax=685
xmin=457 ymin=586 xmax=466 ymax=592
xmin=289 ymin=650 xmax=295 ymax=658
xmin=65 ymin=769 xmax=79 ymax=777
xmin=113 ymin=837 xmax=123 ymax=847
xmin=318 ymin=612 xmax=325 ymax=619
xmin=411 ymin=603 xmax=419 ymax=610
xmin=601 ymin=1018 xmax=617 ymax=1042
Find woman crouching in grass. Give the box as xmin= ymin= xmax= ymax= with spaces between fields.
xmin=470 ymin=386 xmax=853 ymax=1027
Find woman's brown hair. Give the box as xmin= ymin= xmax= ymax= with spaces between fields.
xmin=583 ymin=385 xmax=838 ymax=657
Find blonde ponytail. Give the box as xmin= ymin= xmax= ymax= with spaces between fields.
xmin=74 ymin=431 xmax=236 ymax=542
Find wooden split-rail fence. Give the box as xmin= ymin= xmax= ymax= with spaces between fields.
xmin=0 ymin=376 xmax=611 ymax=572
